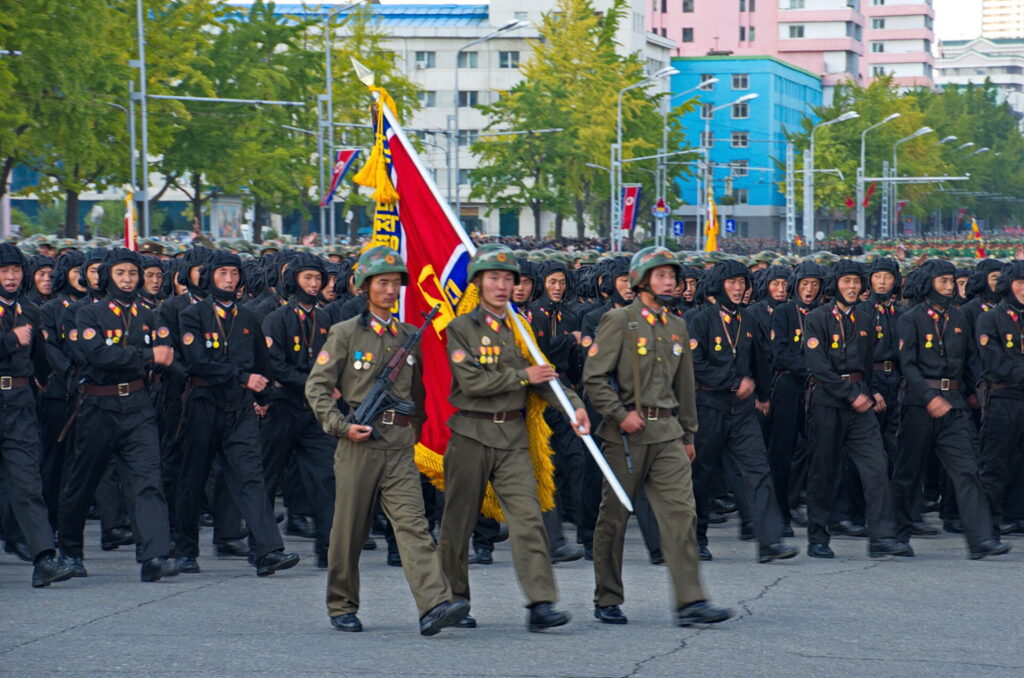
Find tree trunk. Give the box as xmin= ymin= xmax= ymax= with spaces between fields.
xmin=64 ymin=189 xmax=80 ymax=238
xmin=531 ymin=202 xmax=542 ymax=239
xmin=191 ymin=172 xmax=204 ymax=231
xmin=554 ymin=212 xmax=563 ymax=239
xmin=575 ymin=197 xmax=587 ymax=239
xmin=253 ymin=200 xmax=266 ymax=244
xmin=0 ymin=157 xmax=13 ymax=201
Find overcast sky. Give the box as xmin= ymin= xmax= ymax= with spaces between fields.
xmin=933 ymin=0 xmax=983 ymax=41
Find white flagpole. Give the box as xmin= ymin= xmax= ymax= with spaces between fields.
xmin=374 ymin=93 xmax=634 ymax=513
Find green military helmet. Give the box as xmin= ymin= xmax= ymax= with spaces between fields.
xmin=752 ymin=250 xmax=775 ymax=265
xmin=467 ymin=243 xmax=520 ymax=283
xmin=353 ymin=245 xmax=408 ymax=288
xmin=703 ymin=250 xmax=726 ymax=264
xmin=684 ymin=253 xmax=705 ymax=268
xmin=527 ymin=250 xmax=546 ymax=263
xmin=258 ymin=242 xmax=280 ymax=256
xmin=629 ymin=246 xmax=682 ymax=289
xmin=57 ymin=238 xmax=80 ymax=252
xmin=579 ymin=249 xmax=600 ymax=265
xmin=512 ymin=249 xmax=528 ymax=260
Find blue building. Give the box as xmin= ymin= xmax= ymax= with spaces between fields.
xmin=670 ymin=56 xmax=821 ymax=240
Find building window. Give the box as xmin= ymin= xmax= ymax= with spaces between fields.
xmin=924 ymin=39 xmax=931 ymax=53
xmin=682 ymin=0 xmax=694 ymax=11
xmin=414 ymin=51 xmax=436 ymax=69
xmin=872 ymin=66 xmax=887 ymax=77
xmin=789 ymin=25 xmax=804 ymax=39
xmin=735 ymin=188 xmax=749 ymax=204
xmin=417 ymin=90 xmax=437 ymax=107
xmin=515 ymin=11 xmax=528 ymax=20
xmin=871 ymin=42 xmax=885 ymax=53
xmin=682 ymin=27 xmax=694 ymax=42
xmin=732 ymin=160 xmax=749 ymax=177
xmin=732 ymin=73 xmax=749 ymax=90
xmin=700 ymin=131 xmax=714 ymax=147
xmin=749 ymin=26 xmax=756 ymax=42
xmin=739 ymin=26 xmax=746 ymax=41
xmin=458 ymin=91 xmax=479 ymax=107
xmin=457 ymin=51 xmax=478 ymax=68
xmin=732 ymin=102 xmax=750 ymax=119
xmin=873 ymin=0 xmax=884 ymax=4
xmin=458 ymin=169 xmax=472 ymax=185
xmin=731 ymin=131 xmax=749 ymax=148
xmin=700 ymin=102 xmax=714 ymax=119
xmin=872 ymin=18 xmax=885 ymax=29
xmin=499 ymin=51 xmax=520 ymax=69
xmin=925 ymin=15 xmax=933 ymax=30
xmin=661 ymin=0 xmax=667 ymax=12
xmin=457 ymin=130 xmax=478 ymax=146
xmin=700 ymin=73 xmax=716 ymax=89
xmin=788 ymin=0 xmax=804 ymax=7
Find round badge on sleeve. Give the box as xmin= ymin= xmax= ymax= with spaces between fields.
xmin=182 ymin=332 xmax=194 ymax=346
xmin=157 ymin=327 xmax=170 ymax=339
xmin=806 ymin=337 xmax=820 ymax=349
xmin=451 ymin=349 xmax=467 ymax=364
xmin=82 ymin=328 xmax=96 ymax=341
xmin=316 ymin=350 xmax=330 ymax=366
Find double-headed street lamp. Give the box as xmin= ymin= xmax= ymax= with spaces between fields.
xmin=804 ymin=110 xmax=858 ymax=241
xmin=453 ymin=19 xmax=529 ymax=224
xmin=888 ymin=126 xmax=933 ymax=236
xmin=611 ymin=66 xmax=678 ymax=251
xmin=855 ymin=112 xmax=900 ymax=236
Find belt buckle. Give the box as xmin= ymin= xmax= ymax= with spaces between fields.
xmin=117 ymin=382 xmax=130 ymax=397
xmin=381 ymin=410 xmax=395 ymax=425
xmin=884 ymin=361 xmax=893 ymax=372
xmin=940 ymin=378 xmax=951 ymax=391
xmin=645 ymin=407 xmax=659 ymax=421
xmin=492 ymin=411 xmax=506 ymax=424
xmin=841 ymin=374 xmax=851 ymax=382
xmin=0 ymin=377 xmax=11 ymax=390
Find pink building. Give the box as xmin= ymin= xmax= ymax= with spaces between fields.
xmin=650 ymin=0 xmax=934 ymax=97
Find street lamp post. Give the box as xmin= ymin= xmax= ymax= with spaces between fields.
xmin=856 ymin=112 xmax=900 ymax=237
xmin=697 ymin=93 xmax=758 ymax=250
xmin=453 ymin=20 xmax=528 ymax=230
xmin=890 ymin=126 xmax=933 ymax=237
xmin=805 ymin=111 xmax=858 ymax=244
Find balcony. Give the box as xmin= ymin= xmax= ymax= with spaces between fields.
xmin=778 ymin=37 xmax=865 ymax=55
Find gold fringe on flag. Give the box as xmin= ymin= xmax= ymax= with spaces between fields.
xmin=352 ymin=86 xmax=400 ymax=204
xmin=413 ymin=282 xmax=557 ymax=521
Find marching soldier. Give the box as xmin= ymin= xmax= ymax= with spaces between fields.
xmin=173 ymin=251 xmax=300 ymax=576
xmin=438 ymin=244 xmax=585 ymax=632
xmin=584 ymin=246 xmax=733 ymax=627
xmin=306 ymin=245 xmax=468 ymax=635
xmin=57 ymin=248 xmax=181 ymax=582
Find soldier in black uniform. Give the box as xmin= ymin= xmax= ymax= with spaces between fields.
xmin=57 ymin=248 xmax=181 ymax=582
xmin=173 ymin=251 xmax=300 ymax=575
xmin=687 ymin=260 xmax=796 ymax=562
xmin=802 ymin=260 xmax=908 ymax=559
xmin=139 ymin=255 xmax=165 ymax=309
xmin=24 ymin=255 xmax=54 ymax=306
xmin=0 ymin=244 xmax=75 ymax=587
xmin=261 ymin=252 xmax=337 ymax=568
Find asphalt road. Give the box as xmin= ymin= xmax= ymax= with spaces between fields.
xmin=2 ymin=514 xmax=1022 ymax=678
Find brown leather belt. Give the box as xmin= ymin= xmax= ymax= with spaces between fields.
xmin=0 ymin=376 xmax=29 ymax=390
xmin=696 ymin=383 xmax=731 ymax=391
xmin=150 ymin=372 xmax=162 ymax=384
xmin=840 ymin=372 xmax=863 ymax=383
xmin=628 ymin=406 xmax=676 ymax=420
xmin=81 ymin=379 xmax=146 ymax=397
xmin=873 ymin=361 xmax=895 ymax=372
xmin=190 ymin=376 xmax=214 ymax=387
xmin=458 ymin=409 xmax=522 ymax=423
xmin=376 ymin=409 xmax=410 ymax=427
xmin=924 ymin=378 xmax=959 ymax=391
xmin=989 ymin=382 xmax=1017 ymax=391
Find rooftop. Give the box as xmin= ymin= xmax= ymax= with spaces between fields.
xmin=268 ymin=4 xmax=490 ymax=27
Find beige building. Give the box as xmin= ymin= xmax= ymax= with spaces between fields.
xmin=983 ymin=0 xmax=1024 ymax=39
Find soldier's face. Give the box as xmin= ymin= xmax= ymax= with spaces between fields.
xmin=86 ymin=263 xmax=102 ymax=289
xmin=297 ymin=270 xmax=322 ymax=297
xmin=987 ymin=271 xmax=1001 ymax=292
xmin=870 ymin=271 xmax=894 ymax=296
xmin=956 ymin=277 xmax=968 ymax=298
xmin=34 ymin=267 xmax=53 ymax=295
xmin=933 ymin=275 xmax=955 ymax=298
xmin=1012 ymin=279 xmax=1024 ymax=306
xmin=144 ymin=267 xmax=163 ymax=295
xmin=683 ymin=278 xmax=697 ymax=302
xmin=189 ymin=265 xmax=202 ymax=287
xmin=544 ymin=272 xmax=566 ymax=302
xmin=110 ymin=263 xmax=139 ymax=292
xmin=722 ymin=276 xmax=746 ymax=305
xmin=322 ymin=275 xmax=337 ymax=301
xmin=836 ymin=275 xmax=862 ymax=304
xmin=614 ymin=275 xmax=634 ymax=301
xmin=769 ymin=278 xmax=787 ymax=301
xmin=213 ymin=266 xmax=240 ymax=293
xmin=797 ymin=278 xmax=820 ymax=305
xmin=367 ymin=273 xmax=402 ymax=311
xmin=480 ymin=270 xmax=515 ymax=309
xmin=0 ymin=265 xmax=22 ymax=296
xmin=67 ymin=268 xmax=86 ymax=292
xmin=512 ymin=277 xmax=533 ymax=304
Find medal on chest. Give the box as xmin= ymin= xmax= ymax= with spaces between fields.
xmin=637 ymin=336 xmax=648 ymax=356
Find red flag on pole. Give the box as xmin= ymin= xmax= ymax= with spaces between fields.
xmin=620 ymin=184 xmax=641 ymax=232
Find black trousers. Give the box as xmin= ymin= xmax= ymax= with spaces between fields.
xmin=175 ymin=395 xmax=283 ymax=559
xmin=767 ymin=379 xmax=805 ymax=520
xmin=58 ymin=399 xmax=171 ymax=561
xmin=979 ymin=397 xmax=1024 ymax=533
xmin=261 ymin=400 xmax=335 ymax=557
xmin=0 ymin=402 xmax=53 ymax=558
xmin=156 ymin=376 xmax=186 ymax=533
xmin=894 ymin=406 xmax=991 ymax=548
xmin=805 ymin=402 xmax=896 ymax=545
xmin=694 ymin=398 xmax=784 ymax=548
xmin=39 ymin=396 xmax=71 ymax=530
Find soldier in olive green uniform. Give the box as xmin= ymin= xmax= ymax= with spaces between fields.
xmin=584 ymin=247 xmax=734 ymax=627
xmin=439 ymin=244 xmax=589 ymax=632
xmin=306 ymin=246 xmax=468 ymax=636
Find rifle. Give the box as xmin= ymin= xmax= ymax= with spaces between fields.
xmin=608 ymin=373 xmax=634 ymax=474
xmin=351 ymin=305 xmax=440 ymax=439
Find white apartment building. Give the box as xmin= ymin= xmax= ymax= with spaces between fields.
xmin=861 ymin=0 xmax=936 ymax=87
xmin=983 ymin=0 xmax=1024 ymax=39
xmin=935 ymin=36 xmax=1024 ymax=130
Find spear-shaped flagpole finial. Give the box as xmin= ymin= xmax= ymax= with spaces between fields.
xmin=351 ymin=57 xmax=375 ymax=87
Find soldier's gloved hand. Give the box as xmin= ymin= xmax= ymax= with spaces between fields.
xmin=347 ymin=424 xmax=373 ymax=442
xmin=926 ymin=395 xmax=953 ymax=419
xmin=571 ymin=407 xmax=590 ymax=436
xmin=246 ymin=374 xmax=269 ymax=392
xmin=620 ymin=410 xmax=646 ymax=434
xmin=525 ymin=365 xmax=557 ymax=384
xmin=152 ymin=345 xmax=174 ymax=366
xmin=13 ymin=324 xmax=31 ymax=346
xmin=851 ymin=393 xmax=874 ymax=413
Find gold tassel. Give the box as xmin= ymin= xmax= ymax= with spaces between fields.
xmin=417 ymin=282 xmax=557 ymax=521
xmin=352 ymin=86 xmax=400 ymax=204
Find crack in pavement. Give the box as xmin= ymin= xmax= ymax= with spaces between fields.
xmin=785 ymin=651 xmax=1024 ymax=670
xmin=0 ymin=572 xmax=251 ymax=657
xmin=620 ymin=559 xmax=883 ymax=678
